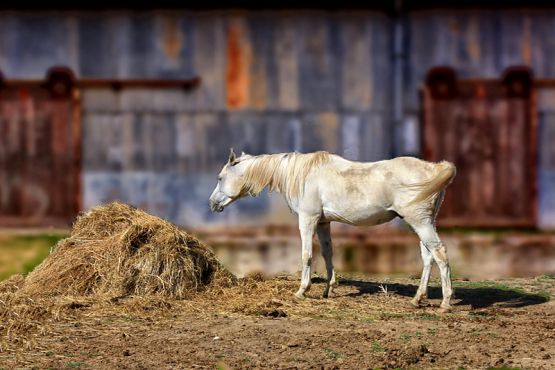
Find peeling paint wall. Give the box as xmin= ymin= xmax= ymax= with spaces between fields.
xmin=1 ymin=10 xmax=555 ymax=228
xmin=0 ymin=11 xmax=392 ymax=226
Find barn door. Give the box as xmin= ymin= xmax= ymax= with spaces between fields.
xmin=0 ymin=68 xmax=81 ymax=227
xmin=422 ymin=67 xmax=537 ymax=227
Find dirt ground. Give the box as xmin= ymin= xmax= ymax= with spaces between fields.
xmin=1 ymin=273 xmax=554 ymax=370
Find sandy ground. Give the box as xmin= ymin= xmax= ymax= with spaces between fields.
xmin=1 ymin=274 xmax=554 ymax=370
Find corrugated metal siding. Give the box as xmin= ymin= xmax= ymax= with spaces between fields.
xmin=67 ymin=12 xmax=393 ymax=226
xmin=1 ymin=10 xmax=554 ymax=228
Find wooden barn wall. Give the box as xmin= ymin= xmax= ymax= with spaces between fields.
xmin=1 ymin=10 xmax=555 ymax=228
xmin=405 ymin=10 xmax=555 ymax=228
xmin=0 ymin=12 xmax=392 ymax=226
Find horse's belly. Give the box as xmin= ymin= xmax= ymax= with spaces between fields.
xmin=322 ymin=206 xmax=397 ymax=226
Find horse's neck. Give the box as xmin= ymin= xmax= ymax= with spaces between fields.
xmin=247 ymin=153 xmax=290 ymax=193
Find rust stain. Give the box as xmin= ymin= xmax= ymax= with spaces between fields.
xmin=162 ymin=17 xmax=183 ymax=60
xmin=448 ymin=17 xmax=461 ymax=34
xmin=475 ymin=84 xmax=486 ymax=99
xmin=19 ymin=88 xmax=34 ymax=122
xmin=466 ymin=17 xmax=480 ymax=64
xmin=226 ymin=18 xmax=251 ymax=109
xmin=522 ymin=16 xmax=532 ymax=65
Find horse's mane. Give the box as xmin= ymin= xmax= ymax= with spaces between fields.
xmin=242 ymin=151 xmax=331 ymax=202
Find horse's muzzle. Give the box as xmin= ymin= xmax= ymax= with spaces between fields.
xmin=209 ymin=200 xmax=224 ymax=213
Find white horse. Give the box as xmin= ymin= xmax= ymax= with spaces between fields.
xmin=209 ymin=149 xmax=456 ymax=312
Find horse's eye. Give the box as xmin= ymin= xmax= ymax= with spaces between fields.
xmin=218 ymin=177 xmax=222 ymax=182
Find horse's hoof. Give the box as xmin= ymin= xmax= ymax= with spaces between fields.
xmin=409 ymin=298 xmax=421 ymax=308
xmin=294 ymin=292 xmax=306 ymax=300
xmin=438 ymin=305 xmax=452 ymax=314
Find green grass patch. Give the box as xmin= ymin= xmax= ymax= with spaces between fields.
xmin=66 ymin=362 xmax=86 ymax=369
xmin=427 ymin=327 xmax=438 ymax=335
xmin=417 ymin=312 xmax=440 ymax=321
xmin=0 ymin=233 xmax=66 ymax=281
xmin=371 ymin=341 xmax=384 ymax=352
xmin=379 ymin=311 xmax=409 ymax=320
xmin=400 ymin=333 xmax=412 ymax=342
xmin=324 ymin=348 xmax=342 ymax=360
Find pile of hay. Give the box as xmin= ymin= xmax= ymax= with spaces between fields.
xmin=18 ymin=202 xmax=235 ymax=299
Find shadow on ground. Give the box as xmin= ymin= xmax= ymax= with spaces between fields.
xmin=315 ymin=277 xmax=550 ymax=309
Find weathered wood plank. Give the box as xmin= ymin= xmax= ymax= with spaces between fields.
xmin=79 ymin=15 xmax=132 ymax=77
xmin=248 ymin=16 xmax=275 ymax=110
xmin=301 ymin=112 xmax=339 ymax=153
xmin=6 ymin=15 xmax=78 ymax=78
xmin=540 ymin=112 xmax=555 ymax=170
xmin=339 ymin=15 xmax=372 ymax=111
xmin=226 ymin=112 xmax=267 ymax=154
xmin=263 ymin=113 xmax=301 ymax=153
xmin=359 ymin=113 xmax=391 ymax=161
xmin=298 ymin=16 xmax=337 ymax=111
xmin=192 ymin=15 xmax=226 ymax=110
xmin=273 ymin=17 xmax=299 ymax=111
xmin=370 ymin=13 xmax=391 ymax=111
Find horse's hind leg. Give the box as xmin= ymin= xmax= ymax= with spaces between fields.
xmin=408 ymin=221 xmax=453 ymax=312
xmin=316 ymin=222 xmax=337 ymax=298
xmin=410 ymin=241 xmax=433 ymax=307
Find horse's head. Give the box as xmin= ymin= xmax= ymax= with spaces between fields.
xmin=209 ymin=148 xmax=252 ymax=212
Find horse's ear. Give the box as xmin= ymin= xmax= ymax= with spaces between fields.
xmin=228 ymin=147 xmax=237 ymax=165
xmin=241 ymin=151 xmax=246 ymax=157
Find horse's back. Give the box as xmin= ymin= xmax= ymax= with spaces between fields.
xmin=311 ymin=155 xmax=454 ymax=225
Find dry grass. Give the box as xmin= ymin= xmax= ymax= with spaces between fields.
xmin=19 ymin=202 xmax=235 ymax=299
xmin=0 ymin=202 xmax=237 ymax=351
xmin=0 ymin=203 xmax=552 ymax=359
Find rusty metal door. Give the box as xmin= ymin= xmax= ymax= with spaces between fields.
xmin=0 ymin=69 xmax=81 ymax=227
xmin=422 ymin=67 xmax=537 ymax=228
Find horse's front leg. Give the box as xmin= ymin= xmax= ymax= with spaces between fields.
xmin=316 ymin=222 xmax=337 ymax=298
xmin=294 ymin=213 xmax=319 ymax=299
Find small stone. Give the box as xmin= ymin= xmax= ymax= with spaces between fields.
xmin=213 ymin=336 xmax=221 ymax=340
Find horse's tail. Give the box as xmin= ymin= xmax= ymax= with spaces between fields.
xmin=406 ymin=161 xmax=456 ymax=206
